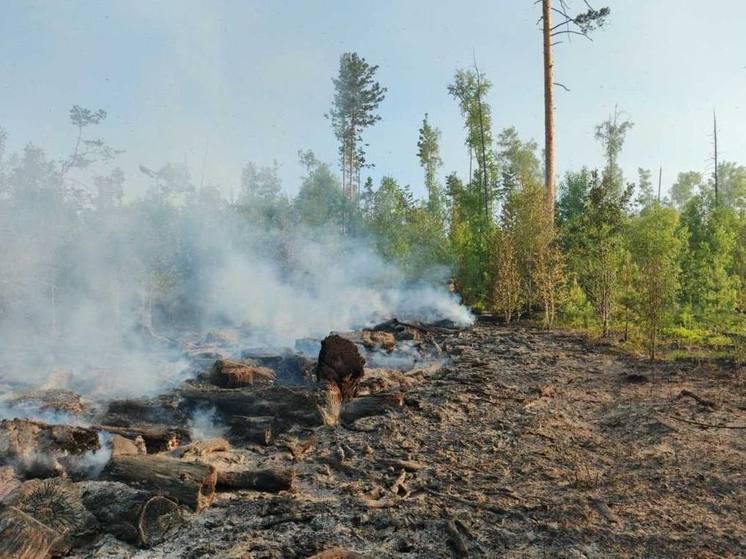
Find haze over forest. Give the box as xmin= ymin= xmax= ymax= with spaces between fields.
xmin=1 ymin=0 xmax=744 ymax=199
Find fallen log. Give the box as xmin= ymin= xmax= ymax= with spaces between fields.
xmin=360 ymin=330 xmax=396 ymax=352
xmin=317 ymin=335 xmax=366 ymax=400
xmin=341 ymin=392 xmax=405 ymax=424
xmin=105 ymin=455 xmax=216 ymax=512
xmin=95 ymin=424 xmax=189 ymax=453
xmin=239 ymin=350 xmax=316 ymax=385
xmin=229 ymin=416 xmax=274 ymax=446
xmin=210 ymin=359 xmax=276 ymax=388
xmin=79 ymin=480 xmax=184 ymax=547
xmin=216 ymin=467 xmax=294 ymax=493
xmin=0 ymin=419 xmax=100 ymax=477
xmin=169 ymin=437 xmax=230 ymax=459
xmin=7 ymin=388 xmax=90 ymax=417
xmin=0 ymin=506 xmax=60 ymax=559
xmin=181 ymin=381 xmax=341 ymax=428
xmin=103 ymin=396 xmax=186 ymax=426
xmin=109 ymin=434 xmax=146 ymax=458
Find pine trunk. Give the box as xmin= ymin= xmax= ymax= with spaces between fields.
xmin=543 ymin=0 xmax=556 ymax=216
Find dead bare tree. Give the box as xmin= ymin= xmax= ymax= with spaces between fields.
xmin=538 ymin=0 xmax=610 ymax=216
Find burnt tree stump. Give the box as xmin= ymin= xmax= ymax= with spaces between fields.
xmin=79 ymin=480 xmax=183 ymax=547
xmin=0 ymin=506 xmax=60 ymax=559
xmin=316 ymin=335 xmax=366 ymax=400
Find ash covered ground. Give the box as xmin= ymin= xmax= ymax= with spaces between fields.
xmin=2 ymin=319 xmax=742 ymax=558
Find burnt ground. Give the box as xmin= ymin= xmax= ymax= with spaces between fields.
xmin=74 ymin=322 xmax=745 ymax=558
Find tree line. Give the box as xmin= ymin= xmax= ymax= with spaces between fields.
xmin=1 ymin=44 xmax=744 ymax=360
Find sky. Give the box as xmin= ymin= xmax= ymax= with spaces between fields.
xmin=0 ymin=0 xmax=744 ymax=199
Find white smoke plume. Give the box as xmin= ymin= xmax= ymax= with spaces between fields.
xmin=0 ymin=136 xmax=472 ymax=403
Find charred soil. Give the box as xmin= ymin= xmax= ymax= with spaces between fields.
xmin=38 ymin=323 xmax=746 ymax=557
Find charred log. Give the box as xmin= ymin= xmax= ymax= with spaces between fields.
xmin=360 ymin=330 xmax=396 ymax=352
xmin=168 ymin=437 xmax=230 ymax=459
xmin=0 ymin=419 xmax=100 ymax=478
xmin=109 ymin=434 xmax=146 ymax=458
xmin=7 ymin=389 xmax=90 ymax=417
xmin=3 ymin=478 xmax=96 ymax=556
xmin=210 ymin=359 xmax=276 ymax=388
xmin=181 ymin=381 xmax=341 ymax=428
xmin=79 ymin=480 xmax=183 ymax=547
xmin=216 ymin=467 xmax=294 ymax=493
xmin=240 ymin=350 xmax=316 ymax=385
xmin=95 ymin=424 xmax=189 ymax=453
xmin=103 ymin=396 xmax=186 ymax=427
xmin=316 ymin=335 xmax=366 ymax=400
xmin=0 ymin=506 xmax=60 ymax=559
xmin=229 ymin=416 xmax=274 ymax=446
xmin=104 ymin=455 xmax=216 ymax=512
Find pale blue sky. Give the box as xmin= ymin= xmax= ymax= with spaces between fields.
xmin=1 ymin=0 xmax=744 ymax=198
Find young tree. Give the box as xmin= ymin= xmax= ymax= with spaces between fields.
xmin=539 ymin=1 xmax=610 ymax=215
xmin=629 ymin=205 xmax=683 ymax=360
xmin=496 ymin=127 xmax=542 ymax=196
xmin=490 ymin=228 xmax=522 ymax=323
xmin=294 ymin=150 xmax=349 ymax=231
xmin=448 ymin=66 xmax=495 ymax=222
xmin=326 ymin=52 xmax=386 ymax=209
xmin=594 ymin=108 xmax=633 ymax=190
xmin=416 ymin=114 xmax=444 ymax=219
xmin=635 ymin=167 xmax=656 ymax=210
xmin=239 ymin=161 xmax=282 ymax=203
xmin=678 ymin=196 xmax=740 ymax=324
xmin=670 ymin=171 xmax=702 ymax=210
xmin=62 ymin=105 xmax=121 ymax=177
xmin=574 ymin=172 xmax=632 ymax=336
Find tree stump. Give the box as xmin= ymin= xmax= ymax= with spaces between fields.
xmin=79 ymin=480 xmax=184 ymax=547
xmin=316 ymin=335 xmax=366 ymax=400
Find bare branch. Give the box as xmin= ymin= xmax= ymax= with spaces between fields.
xmin=553 ymin=82 xmax=571 ymax=92
xmin=551 ymin=29 xmax=593 ymax=40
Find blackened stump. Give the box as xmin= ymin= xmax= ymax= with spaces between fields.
xmin=316 ymin=335 xmax=365 ymax=400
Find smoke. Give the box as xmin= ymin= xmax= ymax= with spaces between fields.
xmin=0 ymin=140 xmax=472 ymax=403
xmin=188 ymin=406 xmax=227 ymax=441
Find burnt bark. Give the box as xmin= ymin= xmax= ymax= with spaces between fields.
xmin=0 ymin=506 xmax=60 ymax=559
xmin=316 ymin=335 xmax=365 ymax=400
xmin=104 ymin=455 xmax=216 ymax=512
xmin=210 ymin=359 xmax=276 ymax=388
xmin=229 ymin=416 xmax=274 ymax=446
xmin=79 ymin=480 xmax=183 ymax=547
xmin=181 ymin=382 xmax=341 ymax=428
xmin=216 ymin=467 xmax=294 ymax=493
xmin=95 ymin=424 xmax=189 ymax=453
xmin=0 ymin=419 xmax=100 ymax=478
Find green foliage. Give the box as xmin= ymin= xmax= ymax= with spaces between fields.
xmin=670 ymin=171 xmax=702 ymax=210
xmin=628 ymin=204 xmax=683 ymax=360
xmin=417 ymin=114 xmax=445 ymax=220
xmin=678 ymin=196 xmax=740 ymax=323
xmin=496 ymin=127 xmax=541 ymax=195
xmin=594 ymin=109 xmax=633 ymax=189
xmin=294 ymin=150 xmax=350 ymax=231
xmin=326 ymin=51 xmax=386 ymax=199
